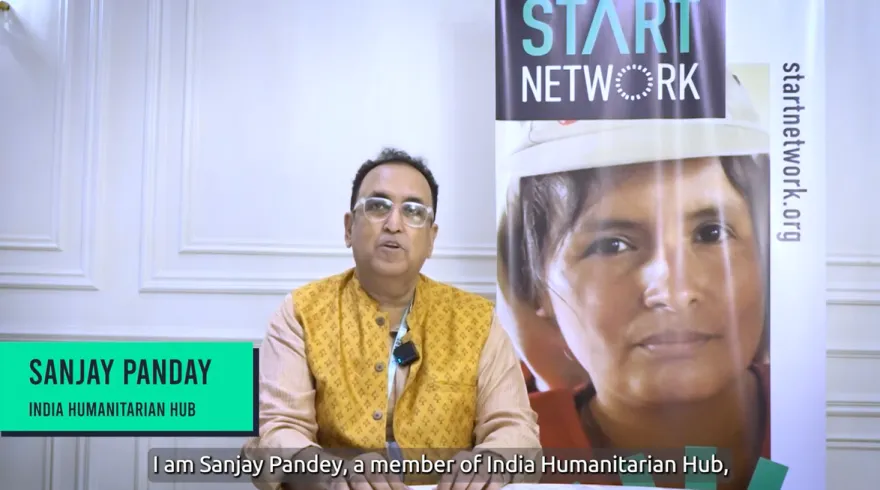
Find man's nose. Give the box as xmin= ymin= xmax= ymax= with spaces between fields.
xmin=640 ymin=245 xmax=703 ymax=311
xmin=383 ymin=207 xmax=403 ymax=232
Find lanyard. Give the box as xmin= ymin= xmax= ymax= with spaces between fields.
xmin=385 ymin=306 xmax=410 ymax=466
xmin=386 ymin=306 xmax=411 ymax=402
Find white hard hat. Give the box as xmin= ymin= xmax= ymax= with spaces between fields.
xmin=500 ymin=70 xmax=770 ymax=181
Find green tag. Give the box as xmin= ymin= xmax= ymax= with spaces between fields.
xmin=0 ymin=341 xmax=256 ymax=436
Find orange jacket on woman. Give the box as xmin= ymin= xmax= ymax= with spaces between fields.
xmin=520 ymin=361 xmax=771 ymax=485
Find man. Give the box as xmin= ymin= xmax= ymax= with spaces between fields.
xmin=244 ymin=148 xmax=541 ymax=490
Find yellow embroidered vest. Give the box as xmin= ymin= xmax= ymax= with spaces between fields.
xmin=294 ymin=269 xmax=493 ymax=460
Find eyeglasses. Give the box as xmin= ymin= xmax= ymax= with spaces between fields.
xmin=353 ymin=196 xmax=434 ymax=228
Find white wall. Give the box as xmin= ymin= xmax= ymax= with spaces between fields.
xmin=0 ymin=0 xmax=875 ymax=488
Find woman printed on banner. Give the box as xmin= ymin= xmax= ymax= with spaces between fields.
xmin=497 ymin=71 xmax=771 ymax=489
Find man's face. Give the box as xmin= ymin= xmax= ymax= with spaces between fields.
xmin=345 ymin=163 xmax=438 ymax=278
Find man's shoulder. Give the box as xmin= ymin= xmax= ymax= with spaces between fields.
xmin=291 ymin=270 xmax=353 ymax=303
xmin=420 ymin=275 xmax=494 ymax=311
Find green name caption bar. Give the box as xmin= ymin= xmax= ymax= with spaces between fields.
xmin=0 ymin=341 xmax=257 ymax=437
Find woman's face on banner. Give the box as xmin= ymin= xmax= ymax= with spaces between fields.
xmin=541 ymin=157 xmax=765 ymax=404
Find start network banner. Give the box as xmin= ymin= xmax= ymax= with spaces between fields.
xmin=497 ymin=0 xmax=725 ymax=120
xmin=0 ymin=342 xmax=257 ymax=436
xmin=495 ymin=0 xmax=825 ymax=489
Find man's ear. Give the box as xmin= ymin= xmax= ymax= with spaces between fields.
xmin=344 ymin=212 xmax=353 ymax=248
xmin=426 ymin=222 xmax=439 ymax=258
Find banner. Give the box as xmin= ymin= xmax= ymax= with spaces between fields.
xmin=495 ymin=1 xmax=825 ymax=489
xmin=0 ymin=342 xmax=257 ymax=436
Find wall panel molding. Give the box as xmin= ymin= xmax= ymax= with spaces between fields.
xmin=138 ymin=0 xmax=172 ymax=295
xmin=826 ymin=397 xmax=880 ymax=450
xmin=0 ymin=269 xmax=98 ymax=291
xmin=826 ymin=438 xmax=880 ymax=451
xmin=42 ymin=438 xmax=53 ymax=490
xmin=179 ymin=241 xmax=496 ymax=259
xmin=827 ymin=254 xmax=880 ymax=305
xmin=827 ymin=255 xmax=880 ymax=267
xmin=134 ymin=438 xmax=150 ymax=490
xmin=140 ymin=272 xmax=497 ymax=296
xmin=0 ymin=0 xmax=66 ymax=254
xmin=827 ymin=399 xmax=880 ymax=418
xmin=0 ymin=235 xmax=62 ymax=252
xmin=137 ymin=0 xmax=494 ymax=296
xmin=35 ymin=438 xmax=93 ymax=490
xmin=827 ymin=349 xmax=880 ymax=360
xmin=0 ymin=0 xmax=103 ymax=291
xmin=0 ymin=328 xmax=262 ymax=344
xmin=75 ymin=438 xmax=92 ymax=490
xmin=826 ymin=285 xmax=880 ymax=306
